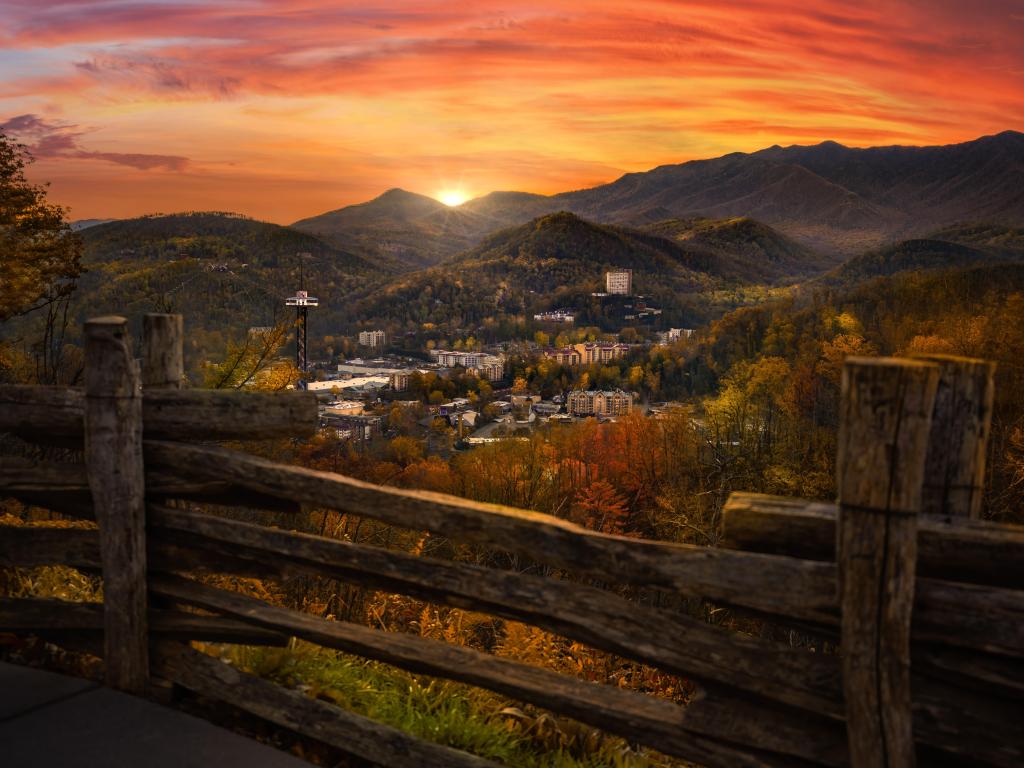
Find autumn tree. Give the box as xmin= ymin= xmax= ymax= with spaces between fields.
xmin=574 ymin=479 xmax=631 ymax=535
xmin=203 ymin=321 xmax=298 ymax=390
xmin=0 ymin=134 xmax=82 ymax=321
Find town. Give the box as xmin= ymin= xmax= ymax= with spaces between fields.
xmin=291 ymin=269 xmax=694 ymax=452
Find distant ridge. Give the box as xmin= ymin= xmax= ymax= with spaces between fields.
xmin=295 ymin=131 xmax=1024 ymax=268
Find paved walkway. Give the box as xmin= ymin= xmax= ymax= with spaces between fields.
xmin=0 ymin=661 xmax=309 ymax=767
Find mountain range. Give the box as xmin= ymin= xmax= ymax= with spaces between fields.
xmin=292 ymin=131 xmax=1024 ymax=268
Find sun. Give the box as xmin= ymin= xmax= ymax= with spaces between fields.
xmin=437 ymin=189 xmax=469 ymax=207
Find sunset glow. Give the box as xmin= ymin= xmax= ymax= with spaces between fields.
xmin=1 ymin=1 xmax=1021 ymax=223
xmin=438 ymin=190 xmax=470 ymax=207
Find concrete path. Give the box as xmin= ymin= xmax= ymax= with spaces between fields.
xmin=0 ymin=661 xmax=309 ymax=767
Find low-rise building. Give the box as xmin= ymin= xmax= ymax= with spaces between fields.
xmin=429 ymin=349 xmax=504 ymax=381
xmin=576 ymin=342 xmax=629 ymax=365
xmin=323 ymin=400 xmax=364 ymax=416
xmin=567 ymin=389 xmax=634 ymax=417
xmin=322 ymin=413 xmax=382 ymax=441
xmin=533 ymin=309 xmax=575 ymax=324
xmin=658 ymin=328 xmax=695 ymax=344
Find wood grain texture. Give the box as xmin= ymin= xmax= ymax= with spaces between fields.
xmin=147 ymin=505 xmax=844 ymax=720
xmin=142 ymin=314 xmax=184 ymax=390
xmin=721 ymin=492 xmax=1024 ymax=588
xmin=0 ymin=385 xmax=318 ymax=441
xmin=149 ymin=574 xmax=829 ymax=768
xmin=0 ymin=461 xmax=299 ymax=515
xmin=0 ymin=597 xmax=288 ymax=645
xmin=84 ymin=315 xmax=149 ymax=692
xmin=143 ymin=440 xmax=841 ymax=624
xmin=912 ymin=354 xmax=996 ymax=518
xmin=836 ymin=357 xmax=937 ymax=768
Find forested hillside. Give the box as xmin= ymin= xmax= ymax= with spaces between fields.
xmin=49 ymin=213 xmax=383 ymax=375
xmin=343 ymin=211 xmax=794 ymax=333
xmin=670 ymin=259 xmax=1024 ymax=520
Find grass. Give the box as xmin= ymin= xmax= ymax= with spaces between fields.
xmin=207 ymin=641 xmax=670 ymax=767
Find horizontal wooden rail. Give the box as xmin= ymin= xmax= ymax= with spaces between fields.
xmin=141 ymin=443 xmax=1024 ymax=658
xmin=0 ymin=385 xmax=318 ymax=441
xmin=0 ymin=597 xmax=288 ymax=646
xmin=155 ymin=643 xmax=502 ymax=768
xmin=722 ymin=492 xmax=1024 ymax=588
xmin=147 ymin=505 xmax=844 ymax=717
xmin=0 ymin=526 xmax=100 ymax=568
xmin=144 ymin=441 xmax=843 ymax=618
xmin=151 ymin=571 xmax=1024 ymax=766
xmin=148 ymin=573 xmax=839 ymax=768
xmin=0 ymin=461 xmax=299 ymax=516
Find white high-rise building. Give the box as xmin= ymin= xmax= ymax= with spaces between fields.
xmin=359 ymin=330 xmax=387 ymax=348
xmin=606 ymin=268 xmax=633 ymax=295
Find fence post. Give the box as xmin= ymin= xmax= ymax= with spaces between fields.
xmin=142 ymin=313 xmax=184 ymax=390
xmin=912 ymin=354 xmax=995 ymax=518
xmin=836 ymin=357 xmax=939 ymax=768
xmin=84 ymin=315 xmax=148 ymax=692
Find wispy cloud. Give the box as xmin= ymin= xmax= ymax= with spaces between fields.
xmin=0 ymin=1 xmax=1020 ymax=220
xmin=1 ymin=114 xmax=190 ymax=171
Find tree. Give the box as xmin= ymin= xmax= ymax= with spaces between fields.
xmin=0 ymin=135 xmax=82 ymax=320
xmin=203 ymin=321 xmax=298 ymax=390
xmin=387 ymin=436 xmax=425 ymax=467
xmin=574 ymin=479 xmax=631 ymax=534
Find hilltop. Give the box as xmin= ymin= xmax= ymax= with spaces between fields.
xmin=641 ymin=216 xmax=830 ymax=283
xmin=292 ymin=188 xmax=493 ymax=270
xmin=818 ymin=224 xmax=1024 ymax=288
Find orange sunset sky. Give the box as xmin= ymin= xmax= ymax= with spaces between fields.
xmin=1 ymin=0 xmax=1022 ymax=223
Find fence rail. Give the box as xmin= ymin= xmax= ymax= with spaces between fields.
xmin=1 ymin=313 xmax=1022 ymax=768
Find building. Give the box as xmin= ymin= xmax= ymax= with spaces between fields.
xmin=429 ymin=349 xmax=504 ymax=381
xmin=358 ymin=330 xmax=387 ymax=348
xmin=323 ymin=400 xmax=364 ymax=416
xmin=390 ymin=370 xmax=412 ymax=391
xmin=321 ymin=413 xmax=382 ymax=441
xmin=533 ymin=309 xmax=575 ymax=324
xmin=567 ymin=389 xmax=634 ymax=417
xmin=606 ymin=268 xmax=633 ymax=295
xmin=543 ymin=342 xmax=628 ymax=367
xmin=576 ymin=342 xmax=629 ymax=365
xmin=471 ymin=358 xmax=505 ymax=382
xmin=658 ymin=328 xmax=695 ymax=344
xmin=545 ymin=346 xmax=582 ymax=366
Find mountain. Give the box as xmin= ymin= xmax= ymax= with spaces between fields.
xmin=641 ymin=216 xmax=831 ymax=283
xmin=344 ymin=212 xmax=729 ymax=331
xmin=552 ymin=131 xmax=1024 ymax=254
xmin=82 ymin=212 xmax=372 ymax=272
xmin=820 ymin=224 xmax=1024 ymax=288
xmin=54 ymin=212 xmax=383 ymax=373
xmin=294 ymin=131 xmax=1024 ymax=266
xmin=291 ymin=188 xmax=489 ymax=269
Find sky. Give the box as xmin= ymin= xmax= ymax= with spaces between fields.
xmin=1 ymin=1 xmax=1022 ymax=223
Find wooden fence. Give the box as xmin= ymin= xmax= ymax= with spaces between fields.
xmin=1 ymin=313 xmax=1022 ymax=767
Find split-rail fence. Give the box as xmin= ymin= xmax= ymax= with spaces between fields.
xmin=1 ymin=313 xmax=1022 ymax=767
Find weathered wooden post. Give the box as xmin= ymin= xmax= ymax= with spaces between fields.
xmin=912 ymin=354 xmax=995 ymax=518
xmin=84 ymin=315 xmax=148 ymax=692
xmin=836 ymin=357 xmax=939 ymax=768
xmin=142 ymin=313 xmax=185 ymax=390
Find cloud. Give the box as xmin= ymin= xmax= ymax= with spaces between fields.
xmin=1 ymin=113 xmax=190 ymax=171
xmin=0 ymin=1 xmax=1022 ymax=220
